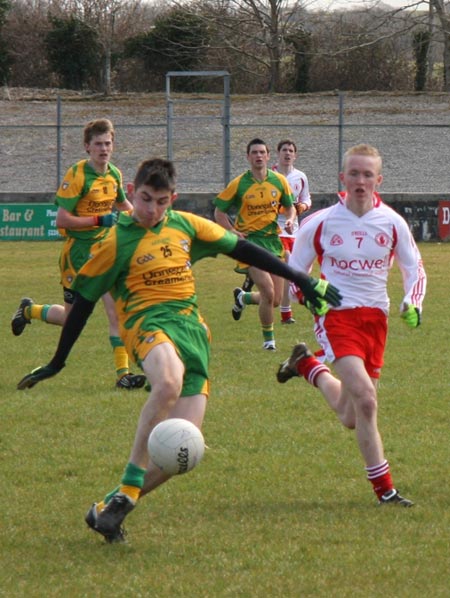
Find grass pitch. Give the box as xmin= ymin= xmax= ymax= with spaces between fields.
xmin=0 ymin=241 xmax=449 ymax=598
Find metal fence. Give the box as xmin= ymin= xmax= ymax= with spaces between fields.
xmin=1 ymin=92 xmax=450 ymax=195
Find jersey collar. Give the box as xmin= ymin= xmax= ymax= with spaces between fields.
xmin=337 ymin=191 xmax=382 ymax=207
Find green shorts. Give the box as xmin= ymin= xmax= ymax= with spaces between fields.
xmin=234 ymin=233 xmax=284 ymax=274
xmin=124 ymin=307 xmax=211 ymax=398
xmin=59 ymin=237 xmax=103 ymax=288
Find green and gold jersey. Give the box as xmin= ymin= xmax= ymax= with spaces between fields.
xmin=55 ymin=159 xmax=127 ymax=240
xmin=214 ymin=169 xmax=294 ymax=237
xmin=72 ymin=210 xmax=238 ymax=330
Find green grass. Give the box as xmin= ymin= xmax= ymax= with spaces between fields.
xmin=0 ymin=241 xmax=449 ymax=598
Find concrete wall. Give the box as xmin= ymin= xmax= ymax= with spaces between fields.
xmin=172 ymin=192 xmax=448 ymax=242
xmin=1 ymin=191 xmax=449 ymax=242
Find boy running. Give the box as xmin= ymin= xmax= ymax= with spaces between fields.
xmin=273 ymin=138 xmax=311 ymax=324
xmin=214 ymin=138 xmax=296 ymax=351
xmin=11 ymin=119 xmax=145 ymax=389
xmin=277 ymin=144 xmax=426 ymax=506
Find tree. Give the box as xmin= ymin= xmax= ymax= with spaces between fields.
xmin=287 ymin=26 xmax=312 ymax=93
xmin=306 ymin=6 xmax=413 ymax=91
xmin=413 ymin=29 xmax=430 ymax=91
xmin=170 ymin=0 xmax=308 ymax=93
xmin=1 ymin=0 xmax=159 ymax=90
xmin=0 ymin=0 xmax=12 ymax=84
xmin=382 ymin=0 xmax=450 ymax=90
xmin=45 ymin=15 xmax=101 ymax=89
xmin=3 ymin=0 xmax=450 ymax=93
xmin=342 ymin=0 xmax=450 ymax=91
xmin=429 ymin=0 xmax=450 ymax=90
xmin=2 ymin=0 xmax=53 ymax=87
xmin=48 ymin=0 xmax=149 ymax=94
xmin=125 ymin=7 xmax=210 ymax=91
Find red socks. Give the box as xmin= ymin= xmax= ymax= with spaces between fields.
xmin=365 ymin=460 xmax=393 ymax=499
xmin=297 ymin=355 xmax=330 ymax=387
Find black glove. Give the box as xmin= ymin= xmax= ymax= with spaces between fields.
xmin=17 ymin=363 xmax=64 ymax=390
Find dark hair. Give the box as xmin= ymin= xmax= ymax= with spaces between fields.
xmin=246 ymin=137 xmax=269 ymax=155
xmin=83 ymin=119 xmax=114 ymax=145
xmin=277 ymin=139 xmax=297 ymax=152
xmin=134 ymin=158 xmax=177 ymax=191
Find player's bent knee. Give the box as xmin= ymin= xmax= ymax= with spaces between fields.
xmin=340 ymin=415 xmax=356 ymax=430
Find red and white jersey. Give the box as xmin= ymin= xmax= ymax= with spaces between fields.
xmin=289 ymin=192 xmax=426 ymax=314
xmin=273 ymin=166 xmax=311 ymax=239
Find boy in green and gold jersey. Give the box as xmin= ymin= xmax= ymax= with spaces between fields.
xmin=214 ymin=138 xmax=296 ymax=351
xmin=11 ymin=118 xmax=145 ymax=389
xmin=17 ymin=158 xmax=342 ymax=543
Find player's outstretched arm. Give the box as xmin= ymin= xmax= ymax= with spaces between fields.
xmin=227 ymin=239 xmax=342 ymax=311
xmin=17 ymin=293 xmax=96 ymax=390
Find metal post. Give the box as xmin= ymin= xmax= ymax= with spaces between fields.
xmin=56 ymin=95 xmax=62 ymax=189
xmin=223 ymin=73 xmax=231 ymax=186
xmin=338 ymin=91 xmax=344 ymax=191
xmin=166 ymin=74 xmax=173 ymax=160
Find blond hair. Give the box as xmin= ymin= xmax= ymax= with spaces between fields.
xmin=343 ymin=144 xmax=382 ymax=171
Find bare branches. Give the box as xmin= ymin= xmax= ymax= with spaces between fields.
xmin=3 ymin=0 xmax=450 ymax=92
